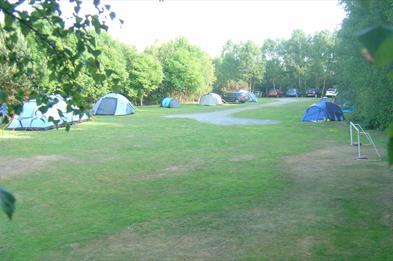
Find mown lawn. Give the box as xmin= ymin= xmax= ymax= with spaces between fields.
xmin=0 ymin=98 xmax=392 ymax=260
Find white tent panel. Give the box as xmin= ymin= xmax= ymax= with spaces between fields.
xmin=199 ymin=93 xmax=223 ymax=106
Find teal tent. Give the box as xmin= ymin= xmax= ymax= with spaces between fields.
xmin=161 ymin=97 xmax=180 ymax=108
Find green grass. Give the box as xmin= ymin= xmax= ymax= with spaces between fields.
xmin=0 ymin=98 xmax=392 ymax=260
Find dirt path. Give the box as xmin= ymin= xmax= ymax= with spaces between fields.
xmin=165 ymin=98 xmax=301 ymax=125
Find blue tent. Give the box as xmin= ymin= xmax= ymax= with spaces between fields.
xmin=161 ymin=97 xmax=180 ymax=108
xmin=238 ymin=90 xmax=257 ymax=102
xmin=247 ymin=92 xmax=258 ymax=102
xmin=302 ymin=101 xmax=344 ymax=122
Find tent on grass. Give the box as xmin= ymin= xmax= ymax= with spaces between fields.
xmin=247 ymin=92 xmax=258 ymax=102
xmin=199 ymin=93 xmax=223 ymax=106
xmin=6 ymin=95 xmax=89 ymax=130
xmin=302 ymin=100 xmax=344 ymax=122
xmin=0 ymin=103 xmax=8 ymax=125
xmin=92 ymin=93 xmax=135 ymax=115
xmin=161 ymin=97 xmax=180 ymax=108
xmin=238 ymin=90 xmax=257 ymax=102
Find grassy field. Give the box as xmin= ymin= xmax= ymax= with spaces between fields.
xmin=0 ymin=98 xmax=392 ymax=260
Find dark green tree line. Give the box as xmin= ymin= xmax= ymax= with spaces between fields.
xmin=336 ymin=0 xmax=393 ymax=130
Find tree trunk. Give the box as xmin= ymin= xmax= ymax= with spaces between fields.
xmin=322 ymin=79 xmax=326 ymax=96
xmin=140 ymin=96 xmax=143 ymax=106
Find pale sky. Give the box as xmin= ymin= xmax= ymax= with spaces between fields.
xmin=83 ymin=0 xmax=347 ymax=57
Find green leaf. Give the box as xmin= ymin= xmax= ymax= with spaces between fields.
xmin=388 ymin=124 xmax=393 ymax=166
xmin=91 ymin=16 xmax=101 ymax=34
xmin=358 ymin=25 xmax=393 ymax=65
xmin=109 ymin=11 xmax=116 ymax=20
xmin=4 ymin=14 xmax=15 ymax=31
xmin=0 ymin=187 xmax=16 ymax=220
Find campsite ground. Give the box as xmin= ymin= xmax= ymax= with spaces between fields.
xmin=0 ymin=98 xmax=392 ymax=260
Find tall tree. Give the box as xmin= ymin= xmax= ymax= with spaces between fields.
xmin=308 ymin=31 xmax=336 ymax=93
xmin=282 ymin=30 xmax=310 ymax=89
xmin=261 ymin=38 xmax=286 ymax=92
xmin=129 ymin=53 xmax=163 ymax=105
xmin=215 ymin=40 xmax=264 ymax=93
xmin=151 ymin=37 xmax=214 ymax=101
xmin=238 ymin=41 xmax=265 ymax=92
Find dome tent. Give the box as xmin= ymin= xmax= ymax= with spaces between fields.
xmin=302 ymin=100 xmax=344 ymax=122
xmin=246 ymin=92 xmax=258 ymax=102
xmin=199 ymin=93 xmax=223 ymax=106
xmin=161 ymin=97 xmax=180 ymax=108
xmin=6 ymin=95 xmax=89 ymax=130
xmin=92 ymin=93 xmax=135 ymax=115
xmin=238 ymin=90 xmax=258 ymax=102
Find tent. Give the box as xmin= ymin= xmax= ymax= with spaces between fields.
xmin=247 ymin=92 xmax=258 ymax=102
xmin=302 ymin=100 xmax=344 ymax=122
xmin=199 ymin=93 xmax=223 ymax=106
xmin=161 ymin=97 xmax=180 ymax=108
xmin=92 ymin=93 xmax=135 ymax=115
xmin=6 ymin=95 xmax=89 ymax=130
xmin=238 ymin=90 xmax=257 ymax=102
xmin=0 ymin=103 xmax=8 ymax=124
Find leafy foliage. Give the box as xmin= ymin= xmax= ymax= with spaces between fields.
xmin=214 ymin=40 xmax=264 ymax=93
xmin=260 ymin=30 xmax=336 ymax=94
xmin=357 ymin=25 xmax=393 ymax=165
xmin=0 ymin=0 xmax=118 ymax=117
xmin=336 ymin=0 xmax=393 ymax=130
xmin=148 ymin=37 xmax=215 ymax=102
xmin=129 ymin=53 xmax=163 ymax=105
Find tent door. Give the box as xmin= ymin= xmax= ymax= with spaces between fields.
xmin=96 ymin=97 xmax=118 ymax=115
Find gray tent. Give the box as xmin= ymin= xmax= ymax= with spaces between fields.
xmin=199 ymin=93 xmax=223 ymax=106
xmin=92 ymin=93 xmax=135 ymax=115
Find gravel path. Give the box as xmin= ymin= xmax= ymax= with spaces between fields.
xmin=165 ymin=98 xmax=302 ymax=126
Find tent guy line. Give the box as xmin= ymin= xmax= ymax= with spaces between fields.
xmin=165 ymin=98 xmax=301 ymax=126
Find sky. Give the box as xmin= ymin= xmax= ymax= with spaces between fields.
xmin=84 ymin=0 xmax=347 ymax=57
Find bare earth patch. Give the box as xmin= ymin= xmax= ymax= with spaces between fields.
xmin=54 ymin=144 xmax=393 ymax=260
xmin=0 ymin=155 xmax=69 ymax=180
xmin=134 ymin=158 xmax=206 ymax=181
xmin=228 ymin=154 xmax=256 ymax=162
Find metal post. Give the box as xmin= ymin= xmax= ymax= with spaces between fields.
xmin=357 ymin=129 xmax=361 ymax=158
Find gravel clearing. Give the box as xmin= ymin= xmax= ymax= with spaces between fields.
xmin=165 ymin=98 xmax=302 ymax=126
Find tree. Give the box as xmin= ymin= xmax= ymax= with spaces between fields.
xmin=261 ymin=38 xmax=286 ymax=92
xmin=215 ymin=40 xmax=264 ymax=93
xmin=282 ymin=30 xmax=310 ymax=89
xmin=306 ymin=31 xmax=337 ymax=94
xmin=238 ymin=41 xmax=265 ymax=92
xmin=336 ymin=0 xmax=393 ymax=130
xmin=129 ymin=53 xmax=163 ymax=105
xmin=0 ymin=0 xmax=120 ymax=116
xmin=151 ymin=37 xmax=214 ymax=101
xmin=357 ymin=25 xmax=393 ymax=165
